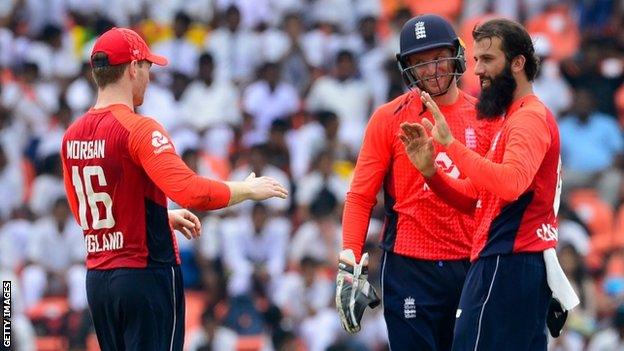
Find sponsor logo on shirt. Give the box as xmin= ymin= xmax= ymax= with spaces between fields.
xmin=404 ymin=296 xmax=416 ymax=319
xmin=151 ymin=130 xmax=172 ymax=154
xmin=424 ymin=152 xmax=459 ymax=191
xmin=536 ymin=223 xmax=558 ymax=241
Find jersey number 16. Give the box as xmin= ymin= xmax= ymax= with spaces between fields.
xmin=71 ymin=166 xmax=116 ymax=230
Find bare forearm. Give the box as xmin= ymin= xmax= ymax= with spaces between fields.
xmin=224 ymin=181 xmax=253 ymax=206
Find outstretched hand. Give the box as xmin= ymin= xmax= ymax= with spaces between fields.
xmin=420 ymin=91 xmax=454 ymax=147
xmin=399 ymin=122 xmax=436 ymax=177
xmin=244 ymin=172 xmax=289 ymax=201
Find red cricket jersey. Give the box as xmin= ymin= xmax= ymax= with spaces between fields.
xmin=427 ymin=94 xmax=561 ymax=261
xmin=342 ymin=90 xmax=502 ymax=261
xmin=61 ymin=104 xmax=231 ymax=270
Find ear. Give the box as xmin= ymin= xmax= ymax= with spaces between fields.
xmin=128 ymin=60 xmax=139 ymax=79
xmin=511 ymin=55 xmax=526 ymax=74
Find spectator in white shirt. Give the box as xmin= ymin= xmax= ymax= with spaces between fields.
xmin=21 ymin=197 xmax=87 ymax=311
xmin=25 ymin=24 xmax=80 ymax=81
xmin=187 ymin=307 xmax=238 ymax=351
xmin=316 ymin=110 xmax=355 ymax=161
xmin=286 ymin=111 xmax=326 ymax=179
xmin=1 ymin=62 xmax=59 ymax=139
xmin=0 ymin=106 xmax=26 ymax=172
xmin=273 ymin=256 xmax=333 ymax=325
xmin=205 ymin=5 xmax=260 ymax=85
xmin=35 ymin=101 xmax=72 ymax=162
xmin=0 ymin=208 xmax=33 ymax=272
xmin=382 ymin=7 xmax=412 ymax=59
xmin=180 ymin=52 xmax=242 ymax=131
xmin=587 ymin=305 xmax=624 ymax=351
xmin=28 ymin=153 xmax=65 ymax=218
xmin=217 ymin=0 xmax=273 ymax=30
xmin=28 ymin=152 xmax=65 ymax=217
xmin=300 ymin=20 xmax=344 ymax=69
xmin=309 ymin=0 xmax=355 ymax=33
xmin=139 ymin=79 xmax=185 ymax=132
xmin=222 ymin=203 xmax=291 ymax=297
xmin=347 ymin=15 xmax=391 ymax=108
xmin=65 ymin=62 xmax=96 ymax=118
xmin=299 ymin=307 xmax=343 ymax=351
xmin=0 ymin=22 xmax=31 ymax=70
xmin=295 ymin=149 xmax=348 ymax=221
xmin=290 ymin=189 xmax=341 ymax=266
xmin=265 ymin=119 xmax=293 ymax=175
xmin=307 ymin=50 xmax=373 ymax=152
xmin=243 ymin=61 xmax=299 ymax=139
xmin=280 ymin=13 xmax=313 ymax=96
xmin=532 ymin=36 xmax=572 ymax=118
xmin=229 ymin=144 xmax=291 ymax=214
xmin=0 ymin=144 xmax=23 ymax=221
xmin=152 ymin=11 xmax=200 ymax=82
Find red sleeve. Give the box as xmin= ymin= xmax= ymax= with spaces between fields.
xmin=445 ymin=110 xmax=551 ymax=201
xmin=342 ymin=108 xmax=392 ymax=261
xmin=128 ymin=118 xmax=231 ymax=210
xmin=425 ymin=169 xmax=477 ymax=215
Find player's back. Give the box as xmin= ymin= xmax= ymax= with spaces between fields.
xmin=61 ymin=104 xmax=178 ymax=270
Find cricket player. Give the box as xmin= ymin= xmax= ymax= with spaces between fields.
xmin=400 ymin=18 xmax=579 ymax=350
xmin=335 ymin=14 xmax=500 ymax=350
xmin=61 ymin=27 xmax=288 ymax=351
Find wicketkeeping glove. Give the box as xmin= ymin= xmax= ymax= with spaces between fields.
xmin=335 ymin=249 xmax=381 ymax=334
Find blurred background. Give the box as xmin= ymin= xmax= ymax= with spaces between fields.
xmin=1 ymin=0 xmax=624 ymax=350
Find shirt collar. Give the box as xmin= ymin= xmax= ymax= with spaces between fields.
xmin=506 ymin=94 xmax=538 ymax=118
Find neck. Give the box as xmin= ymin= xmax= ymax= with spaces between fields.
xmin=93 ymin=85 xmax=134 ymax=111
xmin=432 ymin=84 xmax=459 ymax=106
xmin=512 ymin=79 xmax=533 ymax=102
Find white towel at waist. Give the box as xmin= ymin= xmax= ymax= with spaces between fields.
xmin=544 ymin=248 xmax=580 ymax=311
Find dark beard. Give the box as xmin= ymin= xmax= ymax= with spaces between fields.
xmin=476 ymin=63 xmax=516 ymax=119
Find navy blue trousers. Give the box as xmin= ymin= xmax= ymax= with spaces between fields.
xmin=452 ymin=253 xmax=551 ymax=351
xmin=86 ymin=266 xmax=185 ymax=351
xmin=382 ymin=251 xmax=470 ymax=351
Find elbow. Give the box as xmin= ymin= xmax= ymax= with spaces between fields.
xmin=345 ymin=191 xmax=377 ymax=208
xmin=166 ymin=179 xmax=230 ymax=210
xmin=494 ymin=170 xmax=531 ymax=202
xmin=169 ymin=191 xmax=212 ymax=211
xmin=168 ymin=192 xmax=196 ymax=209
xmin=497 ymin=187 xmax=525 ymax=202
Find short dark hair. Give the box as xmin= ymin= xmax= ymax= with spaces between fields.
xmin=472 ymin=18 xmax=540 ymax=81
xmin=199 ymin=52 xmax=214 ymax=66
xmin=91 ymin=52 xmax=129 ymax=88
xmin=336 ymin=49 xmax=355 ymax=63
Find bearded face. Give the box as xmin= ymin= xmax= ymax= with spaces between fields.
xmin=476 ymin=60 xmax=517 ymax=119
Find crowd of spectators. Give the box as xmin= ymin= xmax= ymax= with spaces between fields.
xmin=2 ymin=0 xmax=624 ymax=350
